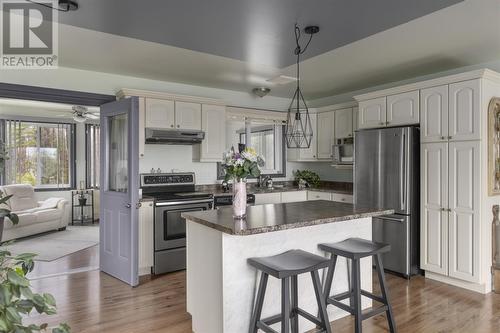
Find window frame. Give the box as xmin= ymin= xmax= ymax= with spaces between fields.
xmin=2 ymin=119 xmax=77 ymax=191
xmin=85 ymin=123 xmax=100 ymax=189
xmin=217 ymin=124 xmax=287 ymax=180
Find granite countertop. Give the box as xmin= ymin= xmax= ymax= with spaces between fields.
xmin=182 ymin=200 xmax=393 ymax=235
xmin=196 ymin=182 xmax=353 ymax=197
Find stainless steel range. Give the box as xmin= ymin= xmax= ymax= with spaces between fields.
xmin=140 ymin=172 xmax=213 ymax=274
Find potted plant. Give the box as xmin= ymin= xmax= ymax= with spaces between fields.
xmin=222 ymin=147 xmax=264 ymax=219
xmin=0 ymin=193 xmax=19 ymax=242
xmin=0 ymin=250 xmax=70 ymax=332
xmin=293 ymin=170 xmax=320 ymax=189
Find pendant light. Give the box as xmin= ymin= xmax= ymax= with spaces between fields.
xmin=285 ymin=24 xmax=319 ymax=149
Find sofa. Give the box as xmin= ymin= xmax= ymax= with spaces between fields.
xmin=0 ymin=184 xmax=69 ymax=242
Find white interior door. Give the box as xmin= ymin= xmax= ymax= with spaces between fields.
xmin=100 ymin=97 xmax=140 ymax=286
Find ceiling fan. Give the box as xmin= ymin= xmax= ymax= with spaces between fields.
xmin=71 ymin=105 xmax=99 ymax=123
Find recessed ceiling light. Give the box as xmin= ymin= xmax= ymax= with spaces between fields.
xmin=266 ymin=75 xmax=297 ymax=85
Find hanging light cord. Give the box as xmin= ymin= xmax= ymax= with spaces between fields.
xmin=293 ymin=24 xmax=314 ymax=83
xmin=25 ymin=0 xmax=71 ymax=12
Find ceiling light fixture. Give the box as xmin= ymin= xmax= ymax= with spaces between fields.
xmin=284 ymin=24 xmax=319 ymax=149
xmin=26 ymin=0 xmax=79 ymax=12
xmin=252 ymin=87 xmax=271 ymax=98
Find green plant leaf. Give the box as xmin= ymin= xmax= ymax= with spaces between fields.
xmin=16 ymin=299 xmax=34 ymax=314
xmin=5 ymin=306 xmax=22 ymax=323
xmin=0 ymin=284 xmax=12 ymax=306
xmin=0 ymin=317 xmax=9 ymax=331
xmin=43 ymin=293 xmax=56 ymax=307
xmin=7 ymin=271 xmax=29 ymax=287
xmin=20 ymin=287 xmax=34 ymax=300
xmin=13 ymin=253 xmax=37 ymax=261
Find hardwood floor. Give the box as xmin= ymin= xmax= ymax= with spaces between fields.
xmin=24 ymin=249 xmax=500 ymax=333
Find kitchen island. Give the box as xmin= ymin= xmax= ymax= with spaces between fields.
xmin=182 ymin=200 xmax=393 ymax=333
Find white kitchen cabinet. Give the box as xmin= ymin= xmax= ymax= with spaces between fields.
xmin=254 ymin=192 xmax=281 ymax=205
xmin=352 ymin=107 xmax=359 ymax=133
xmin=139 ymin=200 xmax=154 ymax=276
xmin=448 ymin=141 xmax=480 ymax=283
xmin=331 ymin=193 xmax=353 ymax=203
xmin=195 ymin=104 xmax=226 ymax=162
xmin=335 ymin=108 xmax=353 ymax=139
xmin=420 ymin=85 xmax=449 ymax=143
xmin=174 ymin=101 xmax=202 ymax=130
xmin=307 ymin=191 xmax=332 ymax=201
xmin=317 ymin=111 xmax=335 ymax=159
xmin=420 ymin=142 xmax=448 ymax=275
xmin=420 ymin=140 xmax=480 ymax=283
xmin=358 ymin=97 xmax=387 ymax=129
xmin=145 ymin=98 xmax=175 ymax=129
xmin=287 ymin=113 xmax=318 ymax=161
xmin=386 ymin=90 xmax=420 ymax=126
xmin=281 ymin=191 xmax=307 ymax=203
xmin=448 ymin=79 xmax=481 ymax=141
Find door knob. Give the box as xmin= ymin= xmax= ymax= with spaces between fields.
xmin=440 ymin=136 xmax=445 ymax=140
xmin=125 ymin=203 xmax=131 ymax=208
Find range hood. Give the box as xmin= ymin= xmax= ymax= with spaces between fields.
xmin=145 ymin=128 xmax=205 ymax=144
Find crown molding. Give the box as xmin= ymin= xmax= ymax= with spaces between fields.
xmin=354 ymin=68 xmax=500 ymax=101
xmin=315 ymin=101 xmax=357 ymax=113
xmin=116 ymin=88 xmax=226 ymax=106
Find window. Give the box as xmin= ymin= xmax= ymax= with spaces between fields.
xmin=4 ymin=120 xmax=75 ymax=190
xmin=85 ymin=123 xmax=100 ymax=189
xmin=218 ymin=118 xmax=285 ymax=178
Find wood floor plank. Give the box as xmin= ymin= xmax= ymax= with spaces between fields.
xmin=21 ymin=248 xmax=500 ymax=333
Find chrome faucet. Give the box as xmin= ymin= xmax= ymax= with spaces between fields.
xmin=258 ymin=175 xmax=273 ymax=188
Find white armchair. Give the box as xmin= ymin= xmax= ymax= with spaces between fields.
xmin=0 ymin=184 xmax=69 ymax=241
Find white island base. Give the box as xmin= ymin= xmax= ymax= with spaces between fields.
xmin=186 ymin=217 xmax=373 ymax=333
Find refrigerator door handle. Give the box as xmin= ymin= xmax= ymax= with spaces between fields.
xmin=376 ymin=215 xmax=406 ymax=223
xmin=400 ymin=131 xmax=406 ymax=211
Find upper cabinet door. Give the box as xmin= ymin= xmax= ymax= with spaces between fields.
xmin=358 ymin=97 xmax=387 ymax=129
xmin=449 ymin=79 xmax=481 ymax=141
xmin=386 ymin=91 xmax=420 ymax=126
xmin=317 ymin=111 xmax=335 ymax=159
xmin=199 ymin=104 xmax=226 ymax=162
xmin=420 ymin=142 xmax=448 ymax=275
xmin=352 ymin=107 xmax=359 ymax=133
xmin=448 ymin=141 xmax=480 ymax=283
xmin=299 ymin=113 xmax=318 ymax=160
xmin=145 ymin=98 xmax=175 ymax=129
xmin=175 ymin=101 xmax=202 ymax=130
xmin=420 ymin=85 xmax=449 ymax=143
xmin=334 ymin=108 xmax=353 ymax=139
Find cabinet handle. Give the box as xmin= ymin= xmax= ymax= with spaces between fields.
xmin=170 ymin=124 xmax=174 ymax=128
xmin=348 ymin=134 xmax=352 ymax=137
xmin=177 ymin=125 xmax=180 ymax=128
xmin=448 ymin=136 xmax=452 ymax=140
xmin=440 ymin=207 xmax=445 ymax=211
xmin=448 ymin=208 xmax=452 ymax=212
xmin=440 ymin=136 xmax=445 ymax=140
xmin=386 ymin=121 xmax=390 ymax=125
xmin=380 ymin=122 xmax=385 ymax=125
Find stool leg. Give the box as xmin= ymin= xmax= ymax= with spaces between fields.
xmin=311 ymin=270 xmax=332 ymax=333
xmin=374 ymin=254 xmax=397 ymax=333
xmin=352 ymin=258 xmax=362 ymax=333
xmin=323 ymin=254 xmax=337 ymax=304
xmin=290 ymin=275 xmax=299 ymax=333
xmin=282 ymin=277 xmax=291 ymax=333
xmin=347 ymin=258 xmax=355 ymax=308
xmin=249 ymin=272 xmax=268 ymax=333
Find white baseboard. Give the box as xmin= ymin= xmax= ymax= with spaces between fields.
xmin=425 ymin=271 xmax=490 ymax=294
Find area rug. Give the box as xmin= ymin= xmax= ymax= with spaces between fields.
xmin=0 ymin=225 xmax=99 ymax=262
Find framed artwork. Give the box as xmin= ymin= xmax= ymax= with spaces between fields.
xmin=488 ymin=97 xmax=500 ymax=195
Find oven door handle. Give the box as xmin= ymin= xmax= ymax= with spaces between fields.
xmin=155 ymin=198 xmax=213 ymax=206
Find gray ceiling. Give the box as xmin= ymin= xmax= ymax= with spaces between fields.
xmin=59 ymin=0 xmax=464 ymax=69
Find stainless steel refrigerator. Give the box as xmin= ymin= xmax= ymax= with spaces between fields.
xmin=354 ymin=126 xmax=420 ymax=278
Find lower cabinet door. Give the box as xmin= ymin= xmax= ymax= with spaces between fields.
xmin=448 ymin=141 xmax=480 ymax=283
xmin=420 ymin=142 xmax=448 ymax=275
xmin=307 ymin=191 xmax=332 ymax=201
xmin=254 ymin=193 xmax=281 ymax=205
xmin=281 ymin=191 xmax=307 ymax=203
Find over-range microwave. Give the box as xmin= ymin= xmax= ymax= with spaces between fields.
xmin=332 ymin=137 xmax=354 ymax=165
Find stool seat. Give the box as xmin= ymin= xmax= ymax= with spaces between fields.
xmin=319 ymin=237 xmax=390 ymax=259
xmin=248 ymin=249 xmax=330 ymax=279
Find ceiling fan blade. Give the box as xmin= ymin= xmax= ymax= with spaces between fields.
xmin=85 ymin=113 xmax=99 ymax=120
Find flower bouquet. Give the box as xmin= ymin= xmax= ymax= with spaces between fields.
xmin=222 ymin=147 xmax=264 ymax=218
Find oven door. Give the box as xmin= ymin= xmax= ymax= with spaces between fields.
xmin=154 ymin=199 xmax=212 ymax=251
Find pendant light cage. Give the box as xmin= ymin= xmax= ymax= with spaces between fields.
xmin=284 ymin=24 xmax=318 ymax=149
xmin=285 ymin=86 xmax=313 ymax=148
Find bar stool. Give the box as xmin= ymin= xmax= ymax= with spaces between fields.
xmin=319 ymin=238 xmax=396 ymax=333
xmin=248 ymin=249 xmax=332 ymax=333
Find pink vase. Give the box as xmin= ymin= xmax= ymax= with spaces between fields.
xmin=232 ymin=179 xmax=247 ymax=219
